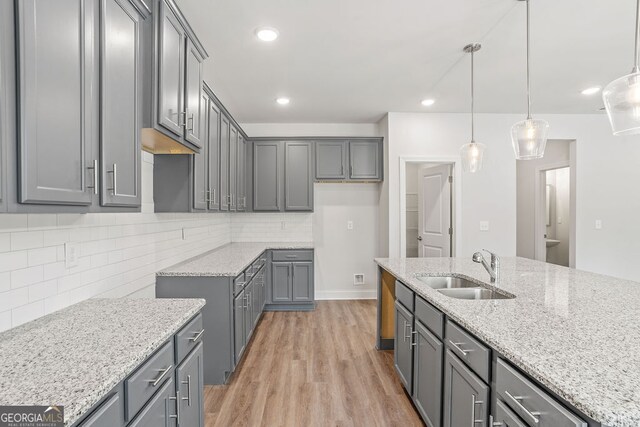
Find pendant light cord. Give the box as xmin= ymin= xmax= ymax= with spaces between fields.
xmin=526 ymin=0 xmax=532 ymax=119
xmin=634 ymin=0 xmax=640 ymax=72
xmin=471 ymin=49 xmax=475 ymax=143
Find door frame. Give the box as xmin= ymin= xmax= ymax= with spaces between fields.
xmin=534 ymin=160 xmax=576 ymax=267
xmin=399 ymin=156 xmax=462 ymax=258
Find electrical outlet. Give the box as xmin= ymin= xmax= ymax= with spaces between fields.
xmin=281 ymin=221 xmax=286 ymax=230
xmin=65 ymin=242 xmax=80 ymax=268
xmin=595 ymin=219 xmax=602 ymax=230
xmin=479 ymin=221 xmax=490 ymax=232
xmin=347 ymin=220 xmax=354 ymax=230
xmin=354 ymin=274 xmax=365 ymax=286
xmin=182 ymin=228 xmax=186 ymax=240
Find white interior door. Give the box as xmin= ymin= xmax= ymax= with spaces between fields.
xmin=417 ymin=164 xmax=452 ymax=257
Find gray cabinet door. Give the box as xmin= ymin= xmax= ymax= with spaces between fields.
xmin=252 ymin=275 xmax=261 ymax=327
xmin=315 ymin=141 xmax=346 ymax=180
xmin=443 ymin=349 xmax=489 ymax=427
xmin=184 ymin=38 xmax=204 ymax=148
xmin=413 ymin=321 xmax=443 ymax=427
xmin=229 ymin=124 xmax=238 ymax=211
xmin=80 ymin=392 xmax=123 ymax=427
xmin=157 ymin=1 xmax=185 ymax=137
xmin=128 ymin=376 xmax=176 ymax=427
xmin=176 ymin=343 xmax=204 ymax=427
xmin=219 ymin=114 xmax=230 ymax=211
xmin=192 ymin=93 xmax=209 ymax=211
xmin=207 ymin=101 xmax=221 ymax=211
xmin=17 ymin=0 xmax=96 ymax=205
xmin=271 ymin=262 xmax=291 ymax=302
xmin=236 ymin=135 xmax=246 ymax=211
xmin=253 ymin=142 xmax=280 ymax=211
xmin=233 ymin=290 xmax=245 ymax=363
xmin=394 ymin=300 xmax=414 ymax=393
xmin=292 ymin=262 xmax=313 ymax=302
xmin=285 ymin=142 xmax=313 ymax=211
xmin=493 ymin=399 xmax=527 ymax=427
xmin=349 ymin=140 xmax=381 ymax=180
xmin=244 ymin=281 xmax=254 ymax=343
xmin=100 ymin=0 xmax=142 ymax=207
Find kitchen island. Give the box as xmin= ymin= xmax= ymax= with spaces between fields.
xmin=375 ymin=256 xmax=640 ymax=427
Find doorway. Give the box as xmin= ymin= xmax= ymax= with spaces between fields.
xmin=403 ymin=161 xmax=455 ymax=258
xmin=543 ymin=167 xmax=571 ymax=266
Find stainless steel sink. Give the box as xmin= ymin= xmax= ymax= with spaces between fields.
xmin=437 ymin=288 xmax=514 ymax=300
xmin=417 ymin=276 xmax=479 ymax=289
xmin=417 ymin=275 xmax=515 ymax=300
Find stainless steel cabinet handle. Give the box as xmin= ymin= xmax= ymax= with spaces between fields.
xmin=247 ymin=292 xmax=252 ymax=307
xmin=448 ymin=340 xmax=470 ymax=357
xmin=285 ymin=255 xmax=297 ymax=259
xmin=181 ymin=375 xmax=192 ymax=406
xmin=489 ymin=415 xmax=503 ymax=426
xmin=504 ymin=391 xmax=541 ymax=424
xmin=87 ymin=160 xmax=98 ymax=194
xmin=403 ymin=321 xmax=411 ymax=342
xmin=169 ymin=391 xmax=180 ymax=424
xmin=179 ymin=111 xmax=187 ymax=127
xmin=107 ymin=163 xmax=118 ymax=196
xmin=187 ymin=113 xmax=194 ymax=132
xmin=471 ymin=394 xmax=484 ymax=425
xmin=212 ymin=188 xmax=217 ymax=205
xmin=149 ymin=365 xmax=173 ymax=387
xmin=411 ymin=330 xmax=418 ymax=347
xmin=189 ymin=329 xmax=204 ymax=342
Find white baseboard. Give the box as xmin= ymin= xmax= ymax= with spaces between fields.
xmin=315 ymin=289 xmax=377 ymax=300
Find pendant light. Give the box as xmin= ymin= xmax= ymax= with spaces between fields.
xmin=460 ymin=43 xmax=485 ymax=173
xmin=511 ymin=0 xmax=549 ymax=160
xmin=602 ymin=0 xmax=640 ymax=135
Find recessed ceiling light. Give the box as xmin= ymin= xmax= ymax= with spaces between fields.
xmin=255 ymin=27 xmax=279 ymax=42
xmin=421 ymin=99 xmax=436 ymax=106
xmin=581 ymin=86 xmax=601 ymax=96
xmin=276 ymin=97 xmax=290 ymax=105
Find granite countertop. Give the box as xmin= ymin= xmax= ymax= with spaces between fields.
xmin=0 ymin=298 xmax=205 ymax=426
xmin=157 ymin=242 xmax=314 ymax=277
xmin=375 ymin=256 xmax=640 ymax=427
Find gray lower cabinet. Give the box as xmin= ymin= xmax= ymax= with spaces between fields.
xmin=233 ymin=289 xmax=246 ymax=363
xmin=285 ymin=142 xmax=313 ymax=211
xmin=79 ymin=392 xmax=123 ymax=427
xmin=349 ymin=140 xmax=382 ymax=180
xmin=394 ymin=300 xmax=414 ymax=392
xmin=493 ymin=399 xmax=527 ymax=427
xmin=413 ymin=320 xmax=443 ymax=427
xmin=271 ymin=262 xmax=291 ymax=302
xmin=292 ymin=262 xmax=314 ymax=301
xmin=128 ymin=377 xmax=176 ymax=427
xmin=315 ymin=141 xmax=347 ymax=180
xmin=243 ymin=280 xmax=254 ymax=343
xmin=442 ymin=349 xmax=489 ymax=427
xmin=176 ymin=343 xmax=204 ymax=427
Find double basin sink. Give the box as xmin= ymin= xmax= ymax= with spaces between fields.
xmin=417 ymin=276 xmax=515 ymax=300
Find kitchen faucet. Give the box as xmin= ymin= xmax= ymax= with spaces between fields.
xmin=472 ymin=249 xmax=500 ymax=283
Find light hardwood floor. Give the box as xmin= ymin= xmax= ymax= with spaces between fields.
xmin=204 ymin=300 xmax=424 ymax=427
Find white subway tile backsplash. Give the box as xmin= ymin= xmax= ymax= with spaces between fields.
xmin=0 ymin=234 xmax=10 ymax=253
xmin=11 ymin=266 xmax=44 ymax=289
xmin=0 ymin=251 xmax=28 ymax=273
xmin=12 ymin=301 xmax=45 ymax=327
xmin=27 ymin=247 xmax=58 ymax=266
xmin=28 ymin=280 xmax=57 ymax=302
xmin=10 ymin=231 xmax=44 ymax=251
xmin=0 ymin=287 xmax=29 ymax=312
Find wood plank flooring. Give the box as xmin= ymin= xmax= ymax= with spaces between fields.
xmin=204 ymin=300 xmax=424 ymax=427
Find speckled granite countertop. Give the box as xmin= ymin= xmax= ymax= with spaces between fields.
xmin=0 ymin=298 xmax=205 ymax=426
xmin=375 ymin=256 xmax=640 ymax=427
xmin=157 ymin=242 xmax=314 ymax=277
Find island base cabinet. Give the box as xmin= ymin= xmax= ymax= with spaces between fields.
xmin=176 ymin=343 xmax=204 ymax=427
xmin=412 ymin=321 xmax=443 ymax=427
xmin=128 ymin=377 xmax=177 ymax=427
xmin=394 ymin=300 xmax=414 ymax=393
xmin=233 ymin=290 xmax=246 ymax=364
xmin=442 ymin=349 xmax=489 ymax=427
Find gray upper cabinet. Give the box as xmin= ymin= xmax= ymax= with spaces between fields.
xmin=253 ymin=142 xmax=280 ymax=211
xmin=394 ymin=300 xmax=414 ymax=393
xmin=184 ymin=38 xmax=204 ymax=148
xmin=442 ymin=349 xmax=489 ymax=427
xmin=207 ymin=100 xmax=221 ymax=211
xmin=349 ymin=140 xmax=382 ymax=180
xmin=192 ymin=93 xmax=209 ymax=211
xmin=236 ymin=135 xmax=246 ymax=211
xmin=219 ymin=114 xmax=230 ymax=211
xmin=413 ymin=320 xmax=443 ymax=427
xmin=229 ymin=125 xmax=238 ymax=211
xmin=100 ymin=0 xmax=142 ymax=208
xmin=315 ymin=141 xmax=347 ymax=180
xmin=16 ymin=0 xmax=96 ymax=206
xmin=285 ymin=142 xmax=313 ymax=211
xmin=157 ymin=2 xmax=185 ymax=138
xmin=176 ymin=343 xmax=204 ymax=427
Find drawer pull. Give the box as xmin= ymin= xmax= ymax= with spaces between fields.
xmin=285 ymin=255 xmax=297 ymax=258
xmin=504 ymin=390 xmax=541 ymax=424
xmin=236 ymin=281 xmax=246 ymax=288
xmin=149 ymin=365 xmax=173 ymax=387
xmin=189 ymin=329 xmax=205 ymax=342
xmin=449 ymin=340 xmax=471 ymax=357
xmin=181 ymin=375 xmax=192 ymax=406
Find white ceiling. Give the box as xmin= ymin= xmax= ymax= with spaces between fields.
xmin=176 ymin=0 xmax=635 ymax=123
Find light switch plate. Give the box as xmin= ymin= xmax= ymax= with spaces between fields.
xmin=479 ymin=221 xmax=490 ymax=232
xmin=65 ymin=242 xmax=80 ymax=268
xmin=595 ymin=219 xmax=602 ymax=230
xmin=347 ymin=220 xmax=354 ymax=230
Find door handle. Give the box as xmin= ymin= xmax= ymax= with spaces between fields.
xmin=417 ymin=236 xmax=423 ymax=241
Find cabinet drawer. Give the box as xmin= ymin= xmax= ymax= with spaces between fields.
xmin=415 ymin=296 xmax=443 ymax=339
xmin=271 ymin=250 xmax=314 ymax=262
xmin=125 ymin=340 xmax=174 ymax=421
xmin=496 ymin=358 xmax=587 ymax=427
xmin=395 ymin=280 xmax=414 ymax=312
xmin=494 ymin=399 xmax=527 ymax=427
xmin=79 ymin=392 xmax=122 ymax=427
xmin=175 ymin=313 xmax=204 ymax=364
xmin=445 ymin=321 xmax=490 ymax=383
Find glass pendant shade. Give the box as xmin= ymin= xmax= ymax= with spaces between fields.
xmin=603 ymin=71 xmax=640 ymax=135
xmin=511 ymin=118 xmax=549 ymax=160
xmin=461 ymin=142 xmax=485 ymax=173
